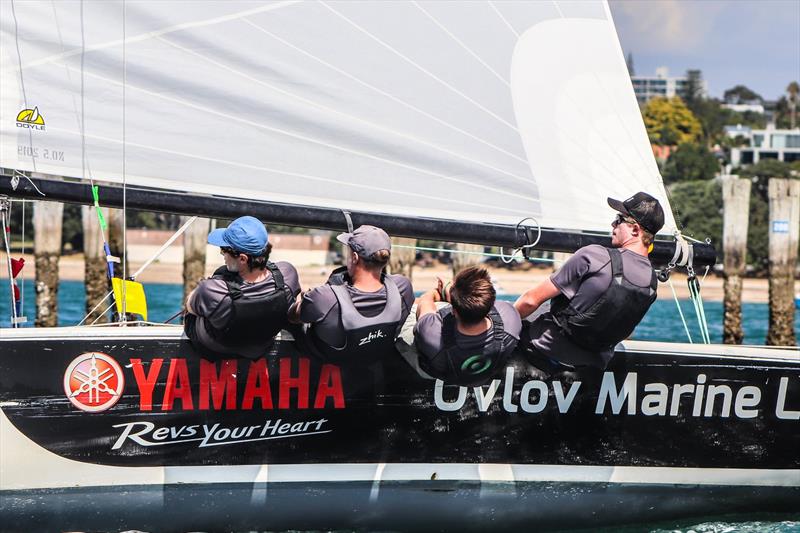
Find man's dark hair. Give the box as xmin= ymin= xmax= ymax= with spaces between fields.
xmin=244 ymin=242 xmax=273 ymax=270
xmin=634 ymin=199 xmax=659 ymax=246
xmin=362 ymin=249 xmax=390 ymax=272
xmin=450 ymin=266 xmax=495 ymax=325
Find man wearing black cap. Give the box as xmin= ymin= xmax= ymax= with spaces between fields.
xmin=185 ymin=216 xmax=301 ymax=359
xmin=289 ymin=225 xmax=414 ymax=363
xmin=514 ymin=192 xmax=664 ymax=370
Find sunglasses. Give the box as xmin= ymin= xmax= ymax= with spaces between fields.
xmin=612 ymin=214 xmax=638 ymax=228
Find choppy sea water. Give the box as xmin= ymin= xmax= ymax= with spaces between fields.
xmin=1 ymin=279 xmax=798 ymax=343
xmin=1 ymin=281 xmax=798 ymax=532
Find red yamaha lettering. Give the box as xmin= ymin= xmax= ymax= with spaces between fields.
xmin=129 ymin=357 xmax=346 ymax=411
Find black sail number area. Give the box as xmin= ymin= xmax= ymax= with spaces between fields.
xmin=0 ymin=337 xmax=798 ymax=469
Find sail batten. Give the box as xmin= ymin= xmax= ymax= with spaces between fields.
xmin=2 ymin=0 xmax=673 ymax=233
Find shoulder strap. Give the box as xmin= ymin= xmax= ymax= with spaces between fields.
xmin=440 ymin=310 xmax=457 ymax=349
xmin=224 ymin=278 xmax=243 ymax=301
xmin=266 ymin=261 xmax=285 ymax=290
xmin=607 ymin=247 xmax=623 ymax=282
xmin=484 ymin=307 xmax=505 ymax=354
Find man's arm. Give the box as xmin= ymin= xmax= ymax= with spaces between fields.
xmin=185 ymin=288 xmax=198 ymax=315
xmin=287 ymin=291 xmax=305 ymax=324
xmin=514 ymin=278 xmax=560 ymax=319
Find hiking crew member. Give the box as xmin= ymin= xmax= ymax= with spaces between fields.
xmin=414 ymin=266 xmax=522 ymax=386
xmin=290 ymin=225 xmax=414 ymax=364
xmin=185 ymin=216 xmax=300 ymax=359
xmin=515 ymin=192 xmax=664 ymax=370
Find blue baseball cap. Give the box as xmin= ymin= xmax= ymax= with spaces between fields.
xmin=207 ymin=216 xmax=268 ymax=255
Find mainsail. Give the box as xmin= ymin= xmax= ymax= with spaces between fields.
xmin=1 ymin=0 xmax=675 ymax=235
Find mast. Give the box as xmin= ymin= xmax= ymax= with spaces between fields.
xmin=0 ymin=172 xmax=717 ymax=268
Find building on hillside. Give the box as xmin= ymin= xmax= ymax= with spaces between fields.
xmin=728 ymin=126 xmax=800 ymax=165
xmin=124 ymin=229 xmax=331 ymax=268
xmin=721 ymin=103 xmax=765 ymax=114
xmin=630 ymin=67 xmax=707 ymax=105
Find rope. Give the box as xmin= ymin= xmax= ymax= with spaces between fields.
xmin=76 ymin=216 xmax=198 ymax=326
xmin=687 ymin=275 xmax=711 ymax=344
xmin=121 ymin=0 xmax=128 ymax=322
xmin=1 ymin=204 xmax=19 ymax=327
xmin=392 ymin=243 xmax=563 ymax=265
xmin=666 ymin=276 xmax=692 ymax=343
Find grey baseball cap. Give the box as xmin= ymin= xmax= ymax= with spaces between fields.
xmin=336 ymin=225 xmax=391 ymax=258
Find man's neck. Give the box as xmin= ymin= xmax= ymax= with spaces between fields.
xmin=620 ymin=240 xmax=649 ymax=257
xmin=240 ymin=267 xmax=268 ymax=284
xmin=350 ymin=267 xmax=383 ymax=292
xmin=456 ymin=317 xmax=491 ymax=336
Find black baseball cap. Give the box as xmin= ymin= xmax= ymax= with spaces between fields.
xmin=607 ymin=192 xmax=665 ymax=235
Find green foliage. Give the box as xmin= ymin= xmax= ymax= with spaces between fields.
xmin=643 ymin=97 xmax=702 ymax=146
xmin=668 ymin=179 xmax=722 ymax=257
xmin=723 ymin=85 xmax=763 ymax=104
xmin=662 ymin=143 xmax=720 ymax=184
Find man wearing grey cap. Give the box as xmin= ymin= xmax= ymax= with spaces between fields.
xmin=290 ymin=225 xmax=414 ymax=363
xmin=185 ymin=216 xmax=301 ymax=359
xmin=514 ymin=192 xmax=664 ymax=371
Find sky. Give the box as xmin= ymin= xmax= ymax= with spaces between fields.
xmin=609 ymin=0 xmax=800 ymax=101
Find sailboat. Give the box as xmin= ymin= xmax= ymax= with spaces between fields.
xmin=1 ymin=1 xmax=797 ymax=530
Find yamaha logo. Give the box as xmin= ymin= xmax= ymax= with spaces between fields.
xmin=63 ymin=352 xmax=125 ymax=412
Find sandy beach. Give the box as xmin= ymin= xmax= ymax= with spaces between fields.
xmin=2 ymin=253 xmax=791 ymax=304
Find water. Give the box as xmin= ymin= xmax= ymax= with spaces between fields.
xmin=1 ymin=280 xmax=798 ymax=343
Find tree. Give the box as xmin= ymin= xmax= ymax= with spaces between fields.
xmin=626 ymin=52 xmax=635 ymax=76
xmin=723 ymin=85 xmax=763 ymax=105
xmin=642 ymin=97 xmax=702 ymax=146
xmin=787 ymin=81 xmax=799 ymax=129
xmin=682 ymin=69 xmax=705 ymax=114
xmin=662 ymin=143 xmax=720 ymax=184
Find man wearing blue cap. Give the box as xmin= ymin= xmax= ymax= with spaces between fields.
xmin=289 ymin=225 xmax=414 ymax=364
xmin=185 ymin=216 xmax=300 ymax=359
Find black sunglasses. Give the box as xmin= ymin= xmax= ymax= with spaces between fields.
xmin=612 ymin=214 xmax=638 ymax=228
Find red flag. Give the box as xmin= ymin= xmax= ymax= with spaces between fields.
xmin=10 ymin=258 xmax=24 ymax=278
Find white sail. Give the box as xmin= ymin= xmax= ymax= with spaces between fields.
xmin=1 ymin=0 xmax=675 ymax=234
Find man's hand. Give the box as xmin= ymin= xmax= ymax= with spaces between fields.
xmin=287 ymin=290 xmax=306 ymax=324
xmin=514 ymin=278 xmax=560 ymax=319
xmin=185 ymin=288 xmax=197 ymax=315
xmin=416 ymin=278 xmax=447 ymax=319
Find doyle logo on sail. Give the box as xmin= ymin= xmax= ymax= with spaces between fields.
xmin=63 ymin=352 xmax=125 ymax=412
xmin=16 ymin=107 xmax=46 ymax=130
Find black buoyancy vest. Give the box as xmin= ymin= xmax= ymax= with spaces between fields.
xmin=205 ymin=263 xmax=291 ymax=348
xmin=551 ymin=247 xmax=657 ymax=351
xmin=420 ymin=306 xmax=514 ymax=386
xmin=310 ymin=267 xmax=403 ymax=363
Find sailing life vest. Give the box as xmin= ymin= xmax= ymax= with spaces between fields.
xmin=420 ymin=307 xmax=513 ymax=387
xmin=550 ymin=247 xmax=657 ymax=351
xmin=204 ymin=263 xmax=291 ymax=349
xmin=310 ymin=268 xmax=403 ymax=364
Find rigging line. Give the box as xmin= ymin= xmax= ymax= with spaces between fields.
xmin=10 ymin=0 xmax=37 ymax=173
xmin=320 ymin=1 xmax=520 ymax=134
xmin=488 ymin=2 xmax=519 ymax=39
xmin=411 ymin=1 xmax=510 ymax=87
xmin=2 ymin=0 xmax=303 ymax=76
xmin=44 ymin=124 xmax=529 ymax=215
xmin=1 ymin=208 xmax=19 ymax=327
xmin=89 ymin=301 xmax=116 ymax=326
xmin=51 ymin=0 xmax=85 ymax=165
xmin=50 ymin=63 xmax=539 ymax=204
xmin=20 ymin=200 xmax=25 ymax=317
xmin=157 ymin=35 xmax=533 ymax=186
xmin=392 ymin=244 xmax=557 ymax=264
xmin=667 ymin=277 xmax=693 ymax=343
xmin=77 ymin=217 xmax=198 ymax=327
xmin=242 ymin=19 xmax=529 ymax=166
xmin=121 ymin=0 xmax=127 ymax=323
xmin=11 ymin=170 xmax=46 ymax=197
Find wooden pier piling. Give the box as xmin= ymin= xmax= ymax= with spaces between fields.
xmin=721 ymin=176 xmax=751 ymax=344
xmin=389 ymin=237 xmax=416 ymax=280
xmin=766 ymin=178 xmax=799 ymax=346
xmin=33 ymin=201 xmax=63 ymax=327
xmin=182 ymin=216 xmax=209 ymax=305
xmin=451 ymin=243 xmax=483 ymax=276
xmin=82 ymin=205 xmax=108 ymax=324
